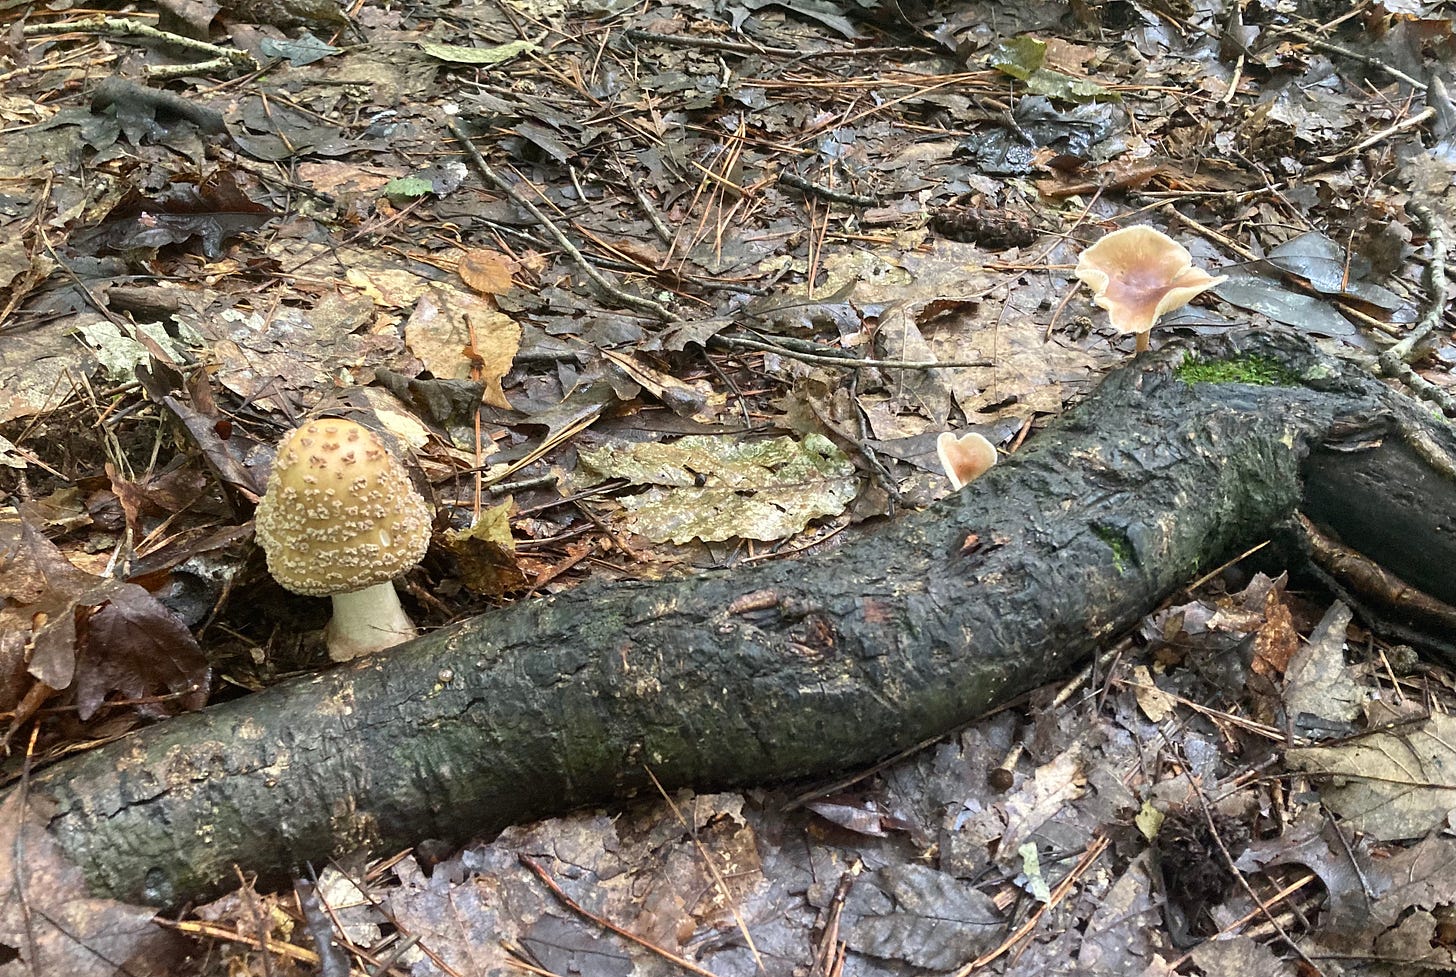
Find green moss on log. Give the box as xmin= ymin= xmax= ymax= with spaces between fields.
xmin=1177 ymin=353 xmax=1299 ymax=387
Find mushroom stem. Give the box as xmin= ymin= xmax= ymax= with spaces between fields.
xmin=325 ymin=582 xmax=417 ymax=662
xmin=1135 ymin=332 xmax=1150 ymax=354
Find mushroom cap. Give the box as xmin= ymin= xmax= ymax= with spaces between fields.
xmin=254 ymin=418 xmax=432 ymax=597
xmin=937 ymin=431 xmax=998 ymax=490
xmin=1074 ymin=225 xmax=1227 ymax=337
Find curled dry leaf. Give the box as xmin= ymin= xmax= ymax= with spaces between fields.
xmin=0 ymin=516 xmax=210 ymax=726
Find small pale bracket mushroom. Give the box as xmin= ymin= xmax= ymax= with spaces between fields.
xmin=1074 ymin=225 xmax=1227 ymax=353
xmin=254 ymin=417 xmax=433 ymax=661
xmin=938 ymin=431 xmax=998 ymax=490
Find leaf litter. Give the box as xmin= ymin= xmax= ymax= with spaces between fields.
xmin=3 ymin=0 xmax=1456 ymax=973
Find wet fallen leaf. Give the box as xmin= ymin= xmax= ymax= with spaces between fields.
xmin=75 ymin=580 xmax=211 ymax=721
xmin=1287 ymin=700 xmax=1456 ymax=841
xmin=0 ymin=791 xmax=167 ymax=976
xmin=69 ymin=172 xmax=274 ymax=259
xmin=0 ymin=514 xmax=209 ymax=723
xmin=1282 ymin=602 xmax=1363 ymax=727
xmin=999 ymin=744 xmax=1086 ymax=857
xmin=842 ymin=864 xmax=1002 ymax=970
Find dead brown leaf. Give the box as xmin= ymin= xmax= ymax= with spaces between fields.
xmin=458 ymin=248 xmax=516 ymax=295
xmin=0 ymin=791 xmax=169 ymax=976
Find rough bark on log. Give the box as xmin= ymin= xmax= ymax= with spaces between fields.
xmin=11 ymin=329 xmax=1454 ymax=909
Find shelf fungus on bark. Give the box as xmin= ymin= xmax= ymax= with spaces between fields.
xmin=937 ymin=431 xmax=998 ymax=489
xmin=253 ymin=417 xmax=432 ymax=661
xmin=1075 ymin=225 xmax=1227 ymax=354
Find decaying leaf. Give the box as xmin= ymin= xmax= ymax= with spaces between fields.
xmin=73 ymin=319 xmax=200 ymax=385
xmin=75 ymin=581 xmax=211 ymax=721
xmin=0 ymin=791 xmax=167 ymax=976
xmin=1282 ymin=601 xmax=1364 ymax=728
xmin=992 ymin=35 xmax=1114 ymax=103
xmin=0 ymin=517 xmax=94 ymax=695
xmin=1287 ymin=700 xmax=1456 ymax=841
xmin=405 ymin=285 xmax=521 ymax=408
xmin=441 ymin=500 xmax=528 ymax=596
xmin=0 ymin=514 xmax=209 ymax=724
xmin=1130 ymin=664 xmax=1176 ymax=722
xmin=842 ymin=864 xmax=1002 ymax=970
xmin=1076 ymin=851 xmax=1160 ymax=972
xmin=69 ymin=172 xmax=275 ymax=259
xmin=458 ymin=249 xmax=516 ymax=295
xmin=999 ymin=744 xmax=1086 ymax=857
xmin=599 ymin=349 xmax=726 ymax=422
xmin=577 ymin=434 xmax=857 ymax=545
xmin=419 ymin=39 xmax=537 ymax=66
xmin=1237 ymin=811 xmax=1456 ymax=967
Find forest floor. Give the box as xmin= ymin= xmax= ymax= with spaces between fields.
xmin=3 ymin=0 xmax=1456 ymax=974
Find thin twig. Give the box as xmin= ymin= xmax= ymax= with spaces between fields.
xmin=615 ymin=163 xmax=673 ymax=244
xmin=1336 ymin=105 xmax=1435 ymax=160
xmin=848 ymin=369 xmax=907 ymax=506
xmin=1181 ymin=752 xmax=1327 ymax=976
xmin=953 ymin=834 xmax=1111 ymax=975
xmin=1286 ymin=30 xmax=1426 ymax=91
xmin=642 ymin=768 xmax=768 ymax=974
xmin=1158 ymin=205 xmax=1258 ymax=262
xmin=1381 ymin=200 xmax=1446 ymax=365
xmin=444 ymin=113 xmax=679 ymax=322
xmin=519 ymin=854 xmax=720 ymax=977
xmin=713 ymin=333 xmax=991 ymax=369
xmin=623 ymin=28 xmax=798 ymax=57
xmin=779 ymin=172 xmax=880 ymax=207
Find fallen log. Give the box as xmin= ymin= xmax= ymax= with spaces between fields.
xmin=12 ymin=328 xmax=1454 ymax=909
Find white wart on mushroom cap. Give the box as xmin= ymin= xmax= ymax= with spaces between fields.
xmin=255 ymin=418 xmax=431 ymax=596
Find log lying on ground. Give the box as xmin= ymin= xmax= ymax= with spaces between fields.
xmin=13 ymin=329 xmax=1455 ymax=909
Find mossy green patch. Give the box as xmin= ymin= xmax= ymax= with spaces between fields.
xmin=1176 ymin=353 xmax=1299 ymax=387
xmin=1091 ymin=524 xmax=1133 ymax=573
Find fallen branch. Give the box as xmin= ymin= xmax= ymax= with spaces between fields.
xmin=22 ymin=16 xmax=258 ymax=77
xmin=12 ymin=329 xmax=1456 ymax=909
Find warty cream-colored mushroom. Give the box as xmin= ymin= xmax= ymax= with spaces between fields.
xmin=254 ymin=417 xmax=432 ymax=661
xmin=1075 ymin=225 xmax=1227 ymax=353
xmin=937 ymin=431 xmax=998 ymax=490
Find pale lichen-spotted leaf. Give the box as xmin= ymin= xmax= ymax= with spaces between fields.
xmin=578 ymin=434 xmax=857 ymax=544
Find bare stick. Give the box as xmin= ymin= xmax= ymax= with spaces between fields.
xmin=713 ymin=333 xmax=991 ymax=369
xmin=1336 ymin=105 xmax=1436 ymax=159
xmin=1286 ymin=30 xmax=1426 ymax=91
xmin=23 ymin=16 xmax=256 ymax=73
xmin=1376 ymin=200 xmax=1456 ymax=414
xmin=1382 ymin=200 xmax=1447 ymax=366
xmin=444 ymin=113 xmax=679 ymax=322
